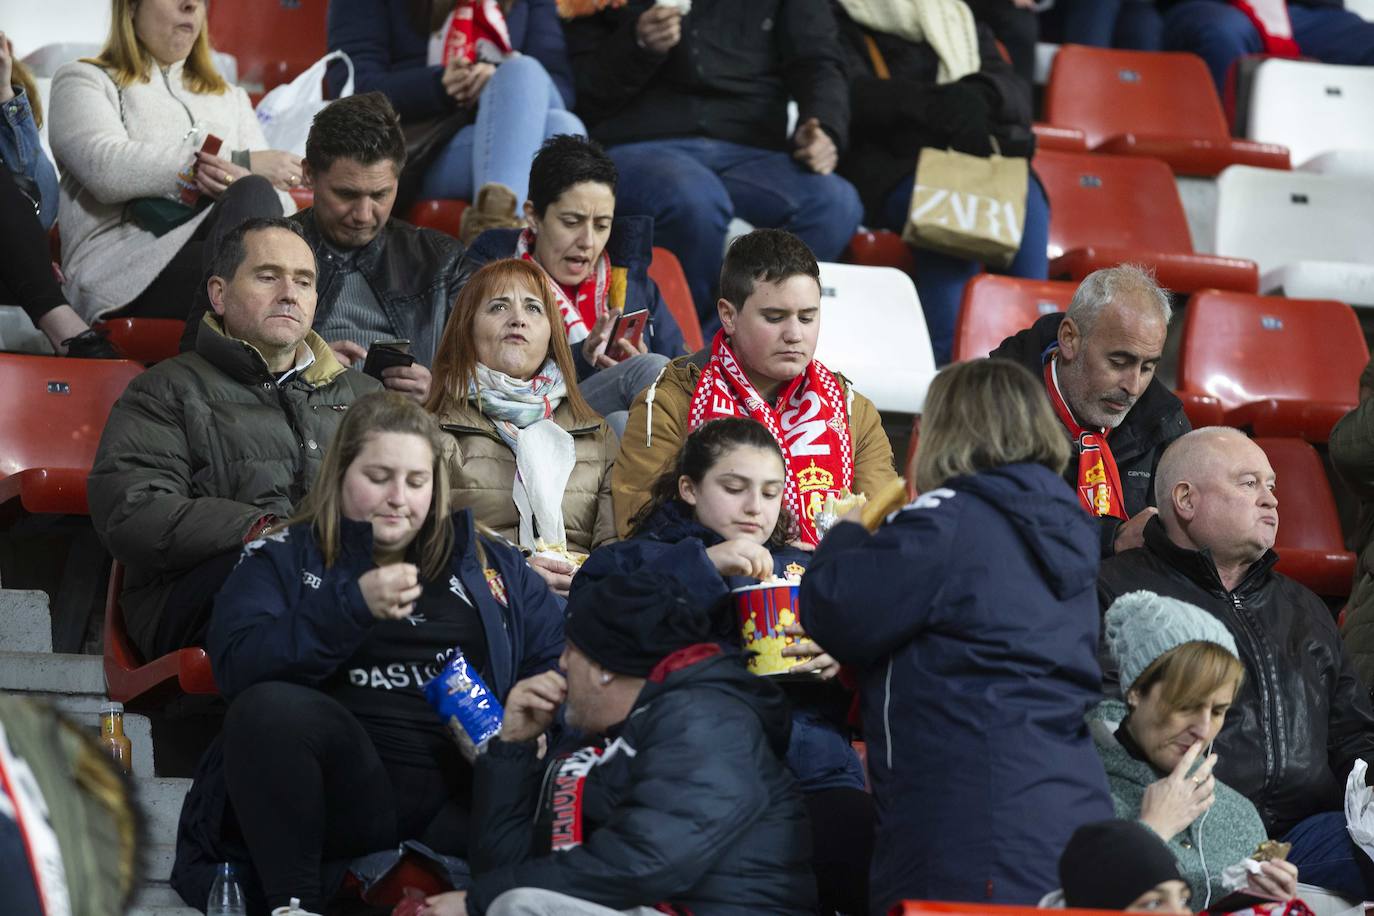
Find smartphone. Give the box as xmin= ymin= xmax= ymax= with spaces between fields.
xmin=606 ymin=309 xmax=650 ymax=360
xmin=362 ymin=339 xmax=416 ymax=379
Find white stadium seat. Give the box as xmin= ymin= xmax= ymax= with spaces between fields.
xmin=1245 ymin=58 xmax=1374 ymax=176
xmin=1213 ymin=166 xmax=1374 ymax=308
xmin=814 ymin=263 xmax=936 ymax=415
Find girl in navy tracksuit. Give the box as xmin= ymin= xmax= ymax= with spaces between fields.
xmin=571 ymin=416 xmax=872 ymax=913
xmin=171 ymin=392 xmax=565 ymax=915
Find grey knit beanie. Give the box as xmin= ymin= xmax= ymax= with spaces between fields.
xmin=1104 ymin=590 xmax=1239 ymax=691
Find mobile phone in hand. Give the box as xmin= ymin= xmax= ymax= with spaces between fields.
xmin=606 ymin=309 xmax=649 ymax=361
xmin=362 ymin=338 xmax=416 ymax=380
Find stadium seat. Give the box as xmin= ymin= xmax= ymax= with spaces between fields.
xmin=289 ymin=186 xmax=315 ymax=211
xmin=93 ymin=318 xmax=185 ymax=365
xmin=1175 ymin=291 xmax=1366 ymax=442
xmin=1035 ymin=150 xmax=1259 ymax=294
xmin=103 ymin=561 xmax=217 ymax=705
xmin=647 ymin=247 xmax=704 ymax=354
xmin=0 ymin=354 xmax=143 ymax=515
xmin=1253 ymin=438 xmax=1356 ymax=599
xmin=844 ymin=229 xmax=916 ymax=274
xmin=1244 ymin=59 xmax=1374 ymax=177
xmin=1212 ymin=166 xmax=1374 ymax=307
xmin=1031 ymin=123 xmax=1089 ymax=153
xmin=815 ymin=263 xmax=936 ymax=414
xmin=405 ymin=198 xmax=468 ymax=239
xmin=1044 ymin=45 xmax=1290 ymax=176
xmin=951 ymin=275 xmax=1078 ymax=362
xmin=207 ymin=0 xmax=328 ymax=96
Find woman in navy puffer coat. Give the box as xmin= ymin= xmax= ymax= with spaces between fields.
xmin=802 ymin=358 xmax=1113 ymax=913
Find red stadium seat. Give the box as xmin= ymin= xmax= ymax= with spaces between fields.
xmin=289 ymin=186 xmax=315 ymax=211
xmin=1035 ymin=149 xmax=1259 ymax=294
xmin=845 ymin=229 xmax=916 ymax=274
xmin=647 ymin=247 xmax=704 ymax=353
xmin=208 ymin=0 xmax=329 ymax=96
xmin=0 ymin=354 xmax=143 ymax=515
xmin=1045 ymin=45 xmax=1290 ymax=176
xmin=103 ymin=561 xmax=217 ymax=705
xmin=1032 ymin=123 xmax=1090 ymax=153
xmin=951 ymin=275 xmax=1078 ymax=362
xmin=406 ymin=198 xmax=469 ymax=239
xmin=1254 ymin=438 xmax=1356 ymax=598
xmin=93 ymin=318 xmax=186 ymax=365
xmin=1175 ymin=291 xmax=1367 ymax=442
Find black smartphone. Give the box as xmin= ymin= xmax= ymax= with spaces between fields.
xmin=362 ymin=338 xmax=416 ymax=379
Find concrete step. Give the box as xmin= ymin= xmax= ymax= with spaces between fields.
xmin=0 ymin=649 xmax=104 ymax=695
xmin=143 ymin=843 xmax=175 ymax=883
xmin=0 ymin=589 xmax=52 ymax=653
xmin=127 ymin=883 xmax=197 ymax=913
xmin=136 ymin=777 xmax=192 ymax=844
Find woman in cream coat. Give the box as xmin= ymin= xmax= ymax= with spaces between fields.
xmin=50 ymin=0 xmax=298 ymax=322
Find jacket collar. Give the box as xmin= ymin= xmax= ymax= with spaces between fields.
xmin=194 ymin=314 xmax=348 ymax=387
xmin=435 ymin=395 xmax=604 ymax=436
xmin=1141 ymin=515 xmax=1279 ymax=596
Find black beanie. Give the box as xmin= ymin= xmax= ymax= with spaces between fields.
xmin=1060 ymin=820 xmax=1184 ymax=910
xmin=564 ymin=571 xmax=716 ymax=677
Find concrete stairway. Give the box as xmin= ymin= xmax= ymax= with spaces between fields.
xmin=0 ymin=588 xmax=198 ymax=915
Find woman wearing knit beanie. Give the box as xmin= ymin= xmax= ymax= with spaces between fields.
xmin=1091 ymin=590 xmax=1299 ymax=911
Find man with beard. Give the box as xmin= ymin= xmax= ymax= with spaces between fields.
xmin=991 ymin=264 xmax=1189 ymax=557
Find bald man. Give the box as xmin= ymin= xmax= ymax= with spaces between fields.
xmin=991 ymin=265 xmax=1190 ymax=558
xmin=1100 ymin=427 xmax=1374 ymax=900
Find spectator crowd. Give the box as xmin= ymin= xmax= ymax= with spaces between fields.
xmin=5 ymin=1 xmax=1374 ymax=915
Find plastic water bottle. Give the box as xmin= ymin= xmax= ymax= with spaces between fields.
xmin=206 ymin=862 xmax=246 ymax=916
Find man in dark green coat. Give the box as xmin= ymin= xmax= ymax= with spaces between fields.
xmin=89 ymin=217 xmax=381 ymax=659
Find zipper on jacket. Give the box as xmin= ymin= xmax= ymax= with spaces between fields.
xmin=159 ymin=66 xmax=198 ymax=131
xmin=883 ymin=656 xmax=894 ymax=771
xmin=1226 ymin=591 xmax=1283 ymax=802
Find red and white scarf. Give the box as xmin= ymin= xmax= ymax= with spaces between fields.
xmin=516 ymin=227 xmax=611 ymax=348
xmin=433 ymin=1 xmax=514 ymax=66
xmin=688 ymin=330 xmax=853 ymax=546
xmin=1045 ymin=355 xmax=1127 ymax=521
xmin=1232 ymin=0 xmax=1300 ymax=57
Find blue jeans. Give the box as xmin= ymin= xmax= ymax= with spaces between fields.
xmin=607 ymin=137 xmax=864 ymax=333
xmin=880 ymin=172 xmax=1050 ymax=366
xmin=1282 ymin=810 xmax=1374 ymax=900
xmin=1163 ymin=1 xmax=1374 ymax=92
xmin=577 ymin=352 xmax=670 ymax=439
xmin=419 ymin=55 xmax=586 ymax=206
xmin=784 ymin=709 xmax=866 ymax=794
xmin=1042 ymin=0 xmax=1164 ymax=50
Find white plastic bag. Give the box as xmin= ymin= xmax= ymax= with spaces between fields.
xmin=255 ymin=50 xmax=354 ymax=157
xmin=1344 ymin=758 xmax=1374 ymax=862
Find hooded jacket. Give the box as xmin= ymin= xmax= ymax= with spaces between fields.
xmin=171 ymin=510 xmax=566 ymax=909
xmin=989 ymin=313 xmax=1191 ymax=557
xmin=1328 ymin=386 xmax=1374 ymax=689
xmin=465 ymin=647 xmax=816 ymax=915
xmin=88 ymin=315 xmax=380 ymax=657
xmin=1088 ymin=699 xmax=1267 ymax=911
xmin=1100 ymin=518 xmax=1374 ymax=836
xmin=610 ymin=350 xmax=897 ymax=538
xmin=455 ymin=216 xmax=687 ymax=377
xmin=801 ymin=462 xmax=1114 ymax=911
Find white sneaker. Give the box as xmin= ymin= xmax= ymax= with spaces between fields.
xmin=270 ymin=898 xmax=322 ymax=916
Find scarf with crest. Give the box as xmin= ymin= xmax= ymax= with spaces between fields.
xmin=431 ymin=0 xmax=514 ymax=66
xmin=1044 ymin=353 xmax=1127 ymax=521
xmin=687 ymin=330 xmax=853 ymax=546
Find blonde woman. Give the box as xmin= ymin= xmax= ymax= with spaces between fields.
xmin=801 ymin=357 xmax=1115 ymax=912
xmin=49 ymin=0 xmax=299 ymax=323
xmin=170 ymin=391 xmax=565 ymax=915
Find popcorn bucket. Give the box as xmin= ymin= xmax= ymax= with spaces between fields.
xmin=733 ymin=581 xmax=806 ymax=676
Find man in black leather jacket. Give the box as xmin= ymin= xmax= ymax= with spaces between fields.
xmin=420 ymin=572 xmax=816 ymax=916
xmin=181 ymin=93 xmax=463 ymax=403
xmin=1100 ymin=426 xmax=1374 ymax=900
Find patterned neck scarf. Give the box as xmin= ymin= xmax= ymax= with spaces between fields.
xmin=687 ymin=330 xmax=853 ymax=546
xmin=1045 ymin=354 xmax=1127 ymax=521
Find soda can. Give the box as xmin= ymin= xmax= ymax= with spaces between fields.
xmin=423 ymin=650 xmax=503 ymax=761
